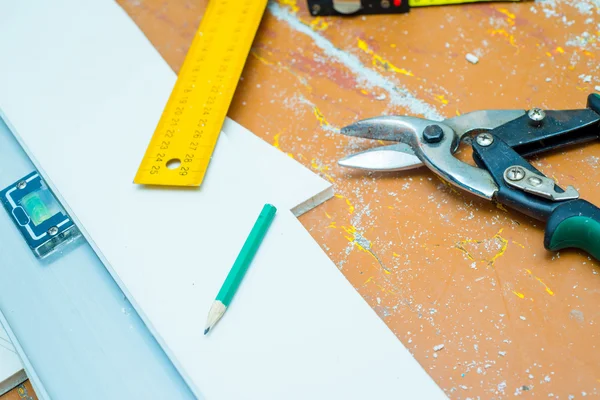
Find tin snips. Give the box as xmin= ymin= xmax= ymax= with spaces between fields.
xmin=338 ymin=94 xmax=600 ymax=260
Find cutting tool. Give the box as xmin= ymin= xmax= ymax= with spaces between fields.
xmin=338 ymin=93 xmax=600 ymax=260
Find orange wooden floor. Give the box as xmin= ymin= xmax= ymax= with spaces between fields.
xmin=119 ymin=0 xmax=600 ymax=397
xmin=10 ymin=1 xmax=592 ymax=398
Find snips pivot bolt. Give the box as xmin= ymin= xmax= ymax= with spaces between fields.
xmin=423 ymin=125 xmax=444 ymax=143
xmin=505 ymin=166 xmax=526 ymax=181
xmin=475 ymin=133 xmax=494 ymax=147
xmin=528 ymin=108 xmax=545 ymax=126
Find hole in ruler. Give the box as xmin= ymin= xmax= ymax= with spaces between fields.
xmin=166 ymin=158 xmax=181 ymax=170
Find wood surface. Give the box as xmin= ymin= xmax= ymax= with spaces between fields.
xmin=1 ymin=381 xmax=37 ymax=400
xmin=125 ymin=0 xmax=600 ymax=397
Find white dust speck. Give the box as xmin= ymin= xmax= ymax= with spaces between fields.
xmin=375 ymin=94 xmax=387 ymax=101
xmin=595 ymin=86 xmax=600 ymax=92
xmin=433 ymin=344 xmax=445 ymax=351
xmin=545 ymin=375 xmax=551 ymax=382
xmin=499 ymin=351 xmax=507 ymax=356
xmin=466 ymin=53 xmax=479 ymax=64
xmin=460 ymin=385 xmax=468 ymax=390
xmin=498 ymin=381 xmax=507 ymax=392
xmin=520 ymin=316 xmax=526 ymax=321
xmin=433 ymin=353 xmax=438 ymax=359
xmin=574 ymin=1 xmax=594 ymax=14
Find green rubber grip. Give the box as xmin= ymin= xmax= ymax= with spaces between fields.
xmin=544 ymin=200 xmax=600 ymax=261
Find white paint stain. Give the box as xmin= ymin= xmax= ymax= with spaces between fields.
xmin=268 ymin=3 xmax=443 ymax=120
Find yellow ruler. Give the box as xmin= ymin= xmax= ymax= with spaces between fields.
xmin=134 ymin=0 xmax=268 ymax=186
xmin=409 ymin=0 xmax=520 ymax=5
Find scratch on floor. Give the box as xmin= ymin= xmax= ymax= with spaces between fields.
xmin=268 ymin=2 xmax=443 ymax=120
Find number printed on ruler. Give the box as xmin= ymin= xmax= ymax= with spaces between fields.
xmin=134 ymin=0 xmax=268 ymax=186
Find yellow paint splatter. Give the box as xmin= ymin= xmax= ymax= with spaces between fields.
xmin=512 ymin=240 xmax=525 ymax=249
xmin=311 ymin=158 xmax=334 ymax=182
xmin=309 ymin=16 xmax=329 ymax=31
xmin=273 ymin=132 xmax=281 ymax=149
xmin=272 ymin=132 xmax=295 ymax=159
xmin=393 ymin=252 xmax=400 ymax=257
xmin=325 ymin=211 xmax=332 ymax=219
xmin=497 ymin=8 xmax=516 ymax=25
xmin=536 ymin=277 xmax=554 ymax=295
xmin=334 ymin=194 xmax=355 ymax=214
xmin=488 ymin=29 xmax=518 ymax=49
xmin=490 ymin=229 xmax=508 ymax=264
xmin=582 ymin=50 xmax=595 ymax=58
xmin=546 ymin=52 xmax=553 ymax=57
xmin=364 ymin=276 xmax=375 ymax=284
xmin=555 ymin=46 xmax=564 ymax=54
xmin=357 ymin=38 xmax=414 ymax=77
xmin=434 ymin=94 xmax=449 ymax=105
xmin=313 ymin=106 xmax=331 ymax=128
xmin=455 ymin=229 xmax=509 ymax=266
xmin=512 ymin=290 xmax=525 ymax=299
xmin=250 ymin=51 xmax=274 ymax=66
xmin=525 ymin=269 xmax=555 ymax=296
xmin=336 ymin=224 xmax=391 ymax=274
xmin=278 ymin=0 xmax=299 ymax=13
xmin=360 ymin=89 xmax=369 ymax=95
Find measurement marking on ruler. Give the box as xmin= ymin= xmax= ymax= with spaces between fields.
xmin=134 ymin=0 xmax=268 ymax=186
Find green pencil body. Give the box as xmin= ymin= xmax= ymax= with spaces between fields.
xmin=204 ymin=203 xmax=277 ymax=335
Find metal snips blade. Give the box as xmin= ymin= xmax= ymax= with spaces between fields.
xmin=338 ymin=110 xmax=525 ymax=172
xmin=337 ymin=110 xmax=526 ymax=199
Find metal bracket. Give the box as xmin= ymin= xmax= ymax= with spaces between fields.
xmin=503 ymin=165 xmax=579 ymax=201
xmin=332 ymin=0 xmax=361 ymax=13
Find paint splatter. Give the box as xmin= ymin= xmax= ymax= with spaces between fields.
xmin=525 ymin=269 xmax=555 ymax=296
xmin=356 ymin=38 xmax=414 ymax=77
xmin=268 ymin=2 xmax=443 ymax=120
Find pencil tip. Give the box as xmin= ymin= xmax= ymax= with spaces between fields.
xmin=204 ymin=327 xmax=210 ymax=335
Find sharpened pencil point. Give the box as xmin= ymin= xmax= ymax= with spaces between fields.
xmin=204 ymin=327 xmax=210 ymax=335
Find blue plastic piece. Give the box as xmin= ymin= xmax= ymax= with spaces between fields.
xmin=0 ymin=116 xmax=198 ymax=399
xmin=1 ymin=172 xmax=79 ymax=258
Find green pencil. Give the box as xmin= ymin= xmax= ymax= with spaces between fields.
xmin=204 ymin=203 xmax=277 ymax=335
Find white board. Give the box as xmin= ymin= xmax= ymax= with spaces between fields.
xmin=0 ymin=1 xmax=446 ymax=399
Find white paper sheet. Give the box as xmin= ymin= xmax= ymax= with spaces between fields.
xmin=0 ymin=325 xmax=24 ymax=396
xmin=0 ymin=1 xmax=446 ymax=399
